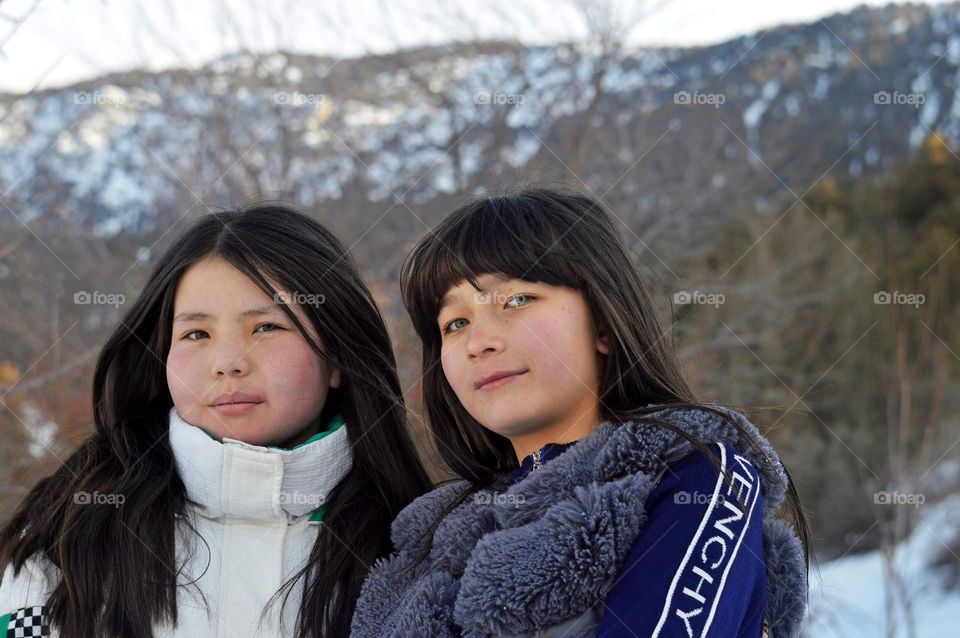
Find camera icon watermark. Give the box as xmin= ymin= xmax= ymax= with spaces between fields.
xmin=474 ymin=91 xmax=526 ymax=106
xmin=674 ymin=490 xmax=732 ymax=506
xmin=274 ymin=291 xmax=326 ymax=307
xmin=873 ymin=91 xmax=925 ymax=108
xmin=873 ymin=290 xmax=925 ymax=308
xmin=473 ymin=492 xmax=526 ymax=506
xmin=74 ymin=90 xmax=127 ymax=106
xmin=674 ymin=290 xmax=725 ymax=308
xmin=274 ymin=91 xmax=326 ymax=106
xmin=73 ymin=491 xmax=125 ymax=508
xmin=74 ymin=290 xmax=125 ymax=308
xmin=474 ymin=291 xmax=512 ymax=305
xmin=874 ymin=490 xmax=925 ymax=508
xmin=275 ymin=492 xmax=322 ymax=508
xmin=674 ymin=91 xmax=726 ymax=108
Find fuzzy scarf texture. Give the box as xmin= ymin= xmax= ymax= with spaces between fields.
xmin=352 ymin=406 xmax=808 ymax=637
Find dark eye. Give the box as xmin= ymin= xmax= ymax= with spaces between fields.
xmin=254 ymin=323 xmax=283 ymax=334
xmin=442 ymin=318 xmax=468 ymax=335
xmin=182 ymin=330 xmax=208 ymax=341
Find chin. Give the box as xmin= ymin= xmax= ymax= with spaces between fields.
xmin=236 ymin=432 xmax=276 ymax=446
xmin=478 ymin=415 xmax=534 ymax=438
xmin=206 ymin=421 xmax=259 ymax=444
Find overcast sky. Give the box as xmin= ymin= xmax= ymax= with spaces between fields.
xmin=0 ymin=0 xmax=950 ymax=94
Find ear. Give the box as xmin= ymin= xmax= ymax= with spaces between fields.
xmin=329 ymin=368 xmax=342 ymax=389
xmin=596 ymin=330 xmax=610 ymax=355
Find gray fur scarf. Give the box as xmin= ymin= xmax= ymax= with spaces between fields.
xmin=352 ymin=406 xmax=807 ymax=637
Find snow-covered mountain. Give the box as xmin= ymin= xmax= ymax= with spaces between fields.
xmin=1 ymin=1 xmax=959 ymax=235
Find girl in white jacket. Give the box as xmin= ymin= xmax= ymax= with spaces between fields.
xmin=0 ymin=203 xmax=432 ymax=638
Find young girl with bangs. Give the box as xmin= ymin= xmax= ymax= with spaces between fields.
xmin=0 ymin=203 xmax=432 ymax=638
xmin=352 ymin=188 xmax=810 ymax=637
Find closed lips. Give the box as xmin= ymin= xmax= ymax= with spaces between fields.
xmin=474 ymin=370 xmax=527 ymax=390
xmin=210 ymin=391 xmax=264 ymax=406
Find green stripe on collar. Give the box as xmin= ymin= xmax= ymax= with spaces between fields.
xmin=270 ymin=412 xmax=345 ymax=450
xmin=309 ymin=504 xmax=327 ymax=523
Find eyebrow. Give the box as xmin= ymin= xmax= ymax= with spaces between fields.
xmin=438 ymin=274 xmax=514 ymax=311
xmin=438 ymin=293 xmax=461 ymax=311
xmin=173 ymin=305 xmax=282 ymax=323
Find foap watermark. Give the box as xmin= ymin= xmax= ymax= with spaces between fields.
xmin=874 ymin=91 xmax=925 ymax=109
xmin=674 ymin=290 xmax=725 ymax=308
xmin=675 ymin=490 xmax=710 ymax=505
xmin=474 ymin=91 xmax=525 ymax=106
xmin=874 ymin=290 xmax=925 ymax=308
xmin=673 ymin=490 xmax=743 ymax=506
xmin=74 ymin=491 xmax=125 ymax=508
xmin=74 ymin=290 xmax=125 ymax=307
xmin=473 ymin=492 xmax=526 ymax=506
xmin=275 ymin=492 xmax=323 ymax=508
xmin=874 ymin=490 xmax=925 ymax=508
xmin=274 ymin=91 xmax=326 ymax=106
xmin=473 ymin=290 xmax=513 ymax=305
xmin=274 ymin=291 xmax=326 ymax=307
xmin=674 ymin=91 xmax=725 ymax=108
xmin=74 ymin=90 xmax=127 ymax=106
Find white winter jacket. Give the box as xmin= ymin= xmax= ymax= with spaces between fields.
xmin=0 ymin=407 xmax=353 ymax=637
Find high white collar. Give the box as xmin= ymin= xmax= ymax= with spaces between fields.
xmin=168 ymin=407 xmax=353 ymax=523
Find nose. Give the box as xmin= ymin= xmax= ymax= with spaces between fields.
xmin=465 ymin=317 xmax=505 ymax=359
xmin=212 ymin=344 xmax=251 ymax=377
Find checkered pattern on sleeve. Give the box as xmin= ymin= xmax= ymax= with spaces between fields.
xmin=4 ymin=606 xmax=49 ymax=638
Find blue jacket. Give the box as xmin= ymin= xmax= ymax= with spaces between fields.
xmin=351 ymin=406 xmax=807 ymax=637
xmin=513 ymin=440 xmax=767 ymax=637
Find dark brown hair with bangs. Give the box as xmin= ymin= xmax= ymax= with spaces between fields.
xmin=400 ymin=187 xmax=810 ymax=576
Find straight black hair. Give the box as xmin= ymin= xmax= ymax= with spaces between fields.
xmin=400 ymin=187 xmax=811 ymax=575
xmin=0 ymin=202 xmax=433 ymax=637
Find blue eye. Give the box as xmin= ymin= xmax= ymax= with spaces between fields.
xmin=505 ymin=294 xmax=534 ymax=308
xmin=441 ymin=294 xmax=535 ymax=335
xmin=442 ymin=318 xmax=468 ymax=335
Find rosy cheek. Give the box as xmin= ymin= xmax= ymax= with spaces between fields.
xmin=265 ymin=341 xmax=323 ymax=389
xmin=166 ymin=348 xmax=197 ymax=384
xmin=527 ymin=318 xmax=562 ymax=357
xmin=440 ymin=348 xmax=465 ymax=392
xmin=165 ymin=348 xmax=204 ymax=413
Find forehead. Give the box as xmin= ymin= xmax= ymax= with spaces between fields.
xmin=439 ymin=273 xmax=516 ymax=308
xmin=171 ymin=257 xmax=309 ymax=324
xmin=175 ymin=258 xmax=262 ymax=297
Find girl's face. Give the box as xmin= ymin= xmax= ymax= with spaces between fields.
xmin=437 ymin=273 xmax=609 ymax=454
xmin=166 ymin=256 xmax=341 ymax=447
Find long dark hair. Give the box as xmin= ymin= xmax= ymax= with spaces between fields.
xmin=400 ymin=187 xmax=811 ymax=574
xmin=0 ymin=203 xmax=432 ymax=638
